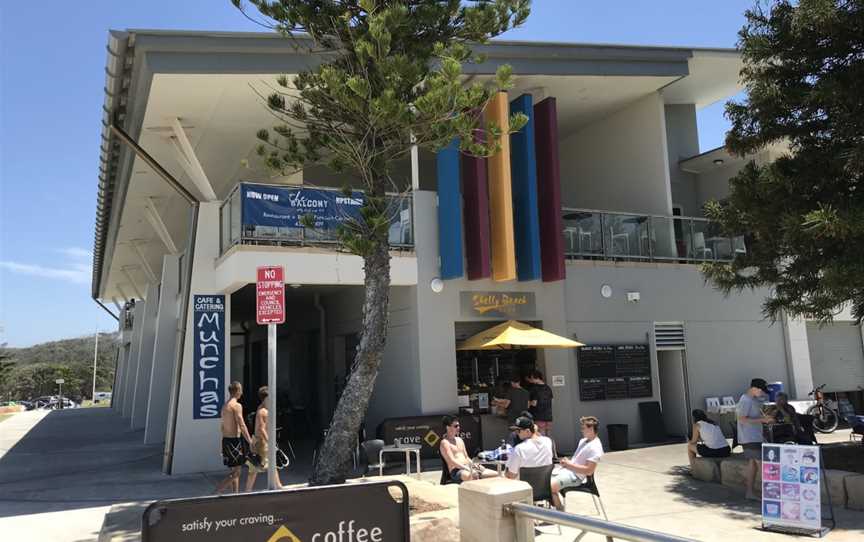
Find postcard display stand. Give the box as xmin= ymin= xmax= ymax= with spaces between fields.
xmin=761 ymin=443 xmax=835 ymax=537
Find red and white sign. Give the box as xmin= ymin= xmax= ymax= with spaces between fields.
xmin=256 ymin=266 xmax=285 ymax=325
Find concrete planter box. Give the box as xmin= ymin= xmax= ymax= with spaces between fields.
xmin=720 ymin=457 xmax=760 ymax=493
xmin=820 ymin=470 xmax=855 ymax=507
xmin=691 ymin=457 xmax=722 ymax=483
xmin=845 ymin=474 xmax=864 ymax=511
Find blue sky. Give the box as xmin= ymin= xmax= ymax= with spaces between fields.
xmin=0 ymin=1 xmax=753 ymax=347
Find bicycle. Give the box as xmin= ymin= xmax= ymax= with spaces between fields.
xmin=806 ymin=384 xmax=839 ymax=433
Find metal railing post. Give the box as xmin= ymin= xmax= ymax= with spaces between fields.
xmin=647 ymin=215 xmax=654 ymax=260
xmin=506 ymin=503 xmax=695 ymax=542
xmin=599 ymin=212 xmax=607 ymax=258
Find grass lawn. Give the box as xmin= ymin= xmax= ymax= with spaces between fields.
xmin=81 ymin=400 xmax=110 ymax=408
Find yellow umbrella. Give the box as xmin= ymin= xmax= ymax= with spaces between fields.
xmin=457 ymin=320 xmax=585 ymax=350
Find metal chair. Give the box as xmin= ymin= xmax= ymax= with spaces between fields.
xmin=358 ymin=439 xmax=385 ymax=477
xmin=561 ymin=474 xmax=609 ymax=521
xmin=440 ymin=459 xmax=459 ymax=485
xmin=518 ymin=465 xmax=561 ymax=535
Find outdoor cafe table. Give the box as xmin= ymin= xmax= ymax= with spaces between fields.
xmin=379 ymin=443 xmax=422 ymax=477
xmin=475 ymin=457 xmax=507 ymax=475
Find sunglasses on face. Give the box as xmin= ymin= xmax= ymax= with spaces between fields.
xmin=451 ymin=423 xmax=460 ymax=428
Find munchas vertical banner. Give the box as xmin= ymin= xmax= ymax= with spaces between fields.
xmin=762 ymin=443 xmax=822 ymax=533
xmin=193 ymin=295 xmax=225 ymax=419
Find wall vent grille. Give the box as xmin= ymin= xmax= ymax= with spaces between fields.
xmin=654 ymin=322 xmax=686 ymax=350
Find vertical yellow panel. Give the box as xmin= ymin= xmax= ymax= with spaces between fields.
xmin=485 ymin=92 xmax=517 ymax=281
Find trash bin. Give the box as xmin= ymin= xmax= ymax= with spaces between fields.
xmin=767 ymin=382 xmax=784 ymax=402
xmin=607 ymin=424 xmax=629 ymax=451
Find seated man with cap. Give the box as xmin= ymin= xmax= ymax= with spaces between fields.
xmin=504 ymin=415 xmax=553 ymax=480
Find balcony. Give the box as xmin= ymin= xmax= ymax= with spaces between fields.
xmin=220 ymin=183 xmax=414 ymax=255
xmin=562 ymin=208 xmax=746 ymax=263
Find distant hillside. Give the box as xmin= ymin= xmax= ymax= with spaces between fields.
xmin=5 ymin=332 xmax=119 ymax=366
xmin=1 ymin=333 xmax=119 ymax=400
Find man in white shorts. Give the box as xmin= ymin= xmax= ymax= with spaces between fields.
xmin=504 ymin=416 xmax=553 ymax=479
xmin=551 ymin=416 xmax=603 ymax=510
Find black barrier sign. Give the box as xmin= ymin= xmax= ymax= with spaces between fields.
xmin=378 ymin=415 xmax=481 ymax=459
xmin=143 ymin=481 xmax=408 ymax=542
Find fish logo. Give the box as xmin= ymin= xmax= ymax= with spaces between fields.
xmin=267 ymin=525 xmax=302 ymax=542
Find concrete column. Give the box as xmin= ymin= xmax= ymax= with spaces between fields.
xmin=413 ymin=190 xmax=457 ymax=414
xmin=170 ymin=202 xmax=231 ymax=474
xmin=122 ymin=302 xmax=145 ymax=418
xmin=131 ymin=283 xmax=160 ymax=430
xmin=783 ymin=314 xmax=814 ymax=400
xmin=144 ymin=254 xmax=181 ymax=444
xmin=458 ymin=478 xmax=534 ymax=542
xmin=112 ymin=338 xmax=129 ymax=413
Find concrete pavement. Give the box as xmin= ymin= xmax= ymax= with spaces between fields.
xmin=534 ymin=439 xmax=864 ymax=542
xmin=1 ymin=408 xmax=863 ymax=541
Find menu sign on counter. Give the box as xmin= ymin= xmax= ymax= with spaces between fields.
xmin=577 ymin=344 xmax=652 ymax=401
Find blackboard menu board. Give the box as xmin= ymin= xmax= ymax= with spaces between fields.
xmin=577 ymin=344 xmax=652 ymax=401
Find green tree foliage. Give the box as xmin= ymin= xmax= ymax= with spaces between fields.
xmin=0 ymin=333 xmax=118 ymax=401
xmin=232 ymin=0 xmax=530 ymax=484
xmin=704 ymin=0 xmax=864 ymax=322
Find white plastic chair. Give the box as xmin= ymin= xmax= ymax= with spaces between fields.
xmin=705 ymin=397 xmax=721 ymax=413
xmin=610 ymin=227 xmax=630 ymax=255
xmin=692 ymin=232 xmax=714 ymax=259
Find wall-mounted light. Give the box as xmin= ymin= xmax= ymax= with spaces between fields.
xmin=430 ymin=278 xmax=444 ymax=293
xmin=289 ymin=284 xmax=301 ymax=289
xmin=600 ymin=284 xmax=613 ymax=299
xmin=712 ymin=158 xmax=725 ymax=166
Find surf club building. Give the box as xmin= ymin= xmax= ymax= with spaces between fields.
xmin=92 ymin=29 xmax=864 ymax=475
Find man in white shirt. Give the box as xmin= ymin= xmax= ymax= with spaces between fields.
xmin=505 ymin=416 xmax=553 ymax=478
xmin=551 ymin=416 xmax=603 ymax=510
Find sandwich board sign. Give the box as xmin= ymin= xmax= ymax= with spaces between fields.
xmin=142 ymin=481 xmax=409 ymax=542
xmin=761 ymin=443 xmax=832 ymax=536
xmin=256 ymin=266 xmax=285 ymax=325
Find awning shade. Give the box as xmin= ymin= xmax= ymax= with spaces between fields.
xmin=457 ymin=320 xmax=584 ymax=350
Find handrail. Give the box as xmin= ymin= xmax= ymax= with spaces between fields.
xmin=561 ymin=206 xmax=714 ymax=223
xmin=506 ymin=502 xmax=696 ymax=542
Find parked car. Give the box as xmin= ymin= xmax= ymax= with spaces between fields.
xmin=93 ymin=391 xmax=112 ymax=403
xmin=44 ymin=398 xmax=78 ymax=410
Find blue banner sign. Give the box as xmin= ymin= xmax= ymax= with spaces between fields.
xmin=193 ymin=295 xmax=225 ymax=420
xmin=241 ymin=183 xmax=364 ymax=230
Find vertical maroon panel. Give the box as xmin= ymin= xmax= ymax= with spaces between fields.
xmin=461 ymin=153 xmax=492 ymax=280
xmin=534 ymin=97 xmax=566 ymax=282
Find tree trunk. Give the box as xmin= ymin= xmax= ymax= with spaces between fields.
xmin=310 ymin=240 xmax=391 ymax=485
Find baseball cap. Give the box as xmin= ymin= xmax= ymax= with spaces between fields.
xmin=510 ymin=416 xmax=534 ymax=431
xmin=750 ymin=378 xmax=769 ymax=394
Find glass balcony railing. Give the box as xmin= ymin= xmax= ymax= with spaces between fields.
xmin=219 ymin=183 xmax=414 ymax=255
xmin=562 ymin=207 xmax=746 ymax=263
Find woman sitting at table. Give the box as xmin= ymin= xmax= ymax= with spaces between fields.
xmin=687 ymin=409 xmax=731 ymax=465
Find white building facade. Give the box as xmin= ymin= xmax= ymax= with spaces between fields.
xmin=93 ymin=30 xmax=864 ymax=475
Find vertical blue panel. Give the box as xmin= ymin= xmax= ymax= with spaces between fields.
xmin=509 ymin=94 xmax=542 ymax=281
xmin=437 ymin=139 xmax=464 ymax=279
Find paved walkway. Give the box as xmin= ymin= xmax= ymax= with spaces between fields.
xmin=533 ymin=439 xmax=864 ymax=542
xmin=1 ymin=408 xmax=863 ymax=541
